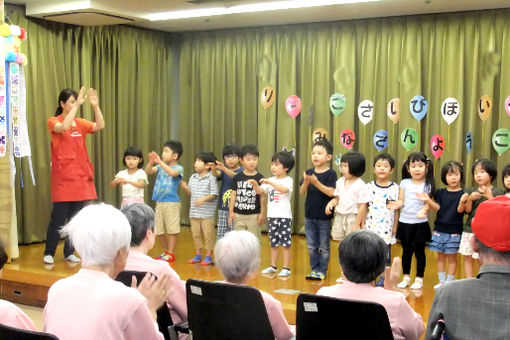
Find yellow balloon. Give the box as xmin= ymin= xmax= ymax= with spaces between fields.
xmin=387 ymin=98 xmax=400 ymax=124
xmin=478 ymin=95 xmax=492 ymax=121
xmin=260 ymin=86 xmax=275 ymax=110
xmin=0 ymin=23 xmax=11 ymax=37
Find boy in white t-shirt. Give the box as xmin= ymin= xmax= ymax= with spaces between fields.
xmin=250 ymin=151 xmax=295 ymax=278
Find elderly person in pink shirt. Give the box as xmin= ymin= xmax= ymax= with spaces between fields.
xmin=122 ymin=203 xmax=187 ymax=326
xmin=215 ymin=230 xmax=295 ymax=340
xmin=43 ymin=203 xmax=168 ymax=340
xmin=0 ymin=242 xmax=37 ymax=331
xmin=317 ymin=230 xmax=424 ymax=340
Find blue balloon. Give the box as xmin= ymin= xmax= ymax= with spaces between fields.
xmin=373 ymin=129 xmax=389 ymax=152
xmin=465 ymin=131 xmax=473 ymax=153
xmin=409 ymin=95 xmax=428 ymax=121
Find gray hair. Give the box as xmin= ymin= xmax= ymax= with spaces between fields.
xmin=121 ymin=203 xmax=155 ymax=247
xmin=62 ymin=203 xmax=131 ymax=267
xmin=214 ymin=230 xmax=260 ymax=283
xmin=339 ymin=230 xmax=388 ymax=283
xmin=475 ymin=237 xmax=510 ymax=263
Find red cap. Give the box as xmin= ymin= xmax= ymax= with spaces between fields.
xmin=472 ymin=195 xmax=510 ymax=252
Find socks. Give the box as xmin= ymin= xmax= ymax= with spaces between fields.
xmin=446 ymin=274 xmax=455 ymax=282
xmin=438 ymin=272 xmax=446 ymax=282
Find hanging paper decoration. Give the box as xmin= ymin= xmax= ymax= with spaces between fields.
xmin=478 ymin=95 xmax=492 ymax=121
xmin=400 ymin=128 xmax=418 ymax=151
xmin=465 ymin=131 xmax=473 ymax=153
xmin=260 ymin=86 xmax=275 ymax=110
xmin=329 ymin=93 xmax=346 ymax=117
xmin=409 ymin=95 xmax=428 ymax=121
xmin=285 ymin=95 xmax=301 ymax=119
xmin=504 ymin=96 xmax=510 ymax=117
xmin=441 ymin=98 xmax=460 ymax=125
xmin=340 ymin=128 xmax=355 ymax=150
xmin=373 ymin=130 xmax=388 ymax=152
xmin=387 ymin=98 xmax=400 ymax=124
xmin=430 ymin=134 xmax=445 ymax=159
xmin=312 ymin=128 xmax=328 ymax=143
xmin=357 ymin=100 xmax=374 ymax=125
xmin=492 ymin=128 xmax=510 ymax=155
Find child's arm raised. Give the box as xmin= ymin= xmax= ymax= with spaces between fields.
xmin=124 ymin=179 xmax=146 ymax=189
xmin=259 ymin=178 xmax=290 ymax=193
xmin=309 ymin=174 xmax=334 ymax=197
xmin=464 ymin=190 xmax=480 ymax=213
xmin=299 ymin=171 xmax=311 ymax=195
xmin=145 ymin=152 xmax=158 ymax=175
xmin=416 ymin=192 xmax=440 ymax=211
xmin=248 ymin=179 xmax=264 ymax=195
xmin=214 ymin=161 xmax=238 ymax=178
xmin=156 ymin=156 xmax=181 ymax=177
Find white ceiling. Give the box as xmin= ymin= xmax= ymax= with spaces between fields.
xmin=5 ymin=0 xmax=510 ymax=33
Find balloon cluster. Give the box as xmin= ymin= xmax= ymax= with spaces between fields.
xmin=0 ymin=23 xmax=28 ymax=65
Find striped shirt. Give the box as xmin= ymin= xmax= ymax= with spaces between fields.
xmin=188 ymin=172 xmax=218 ymax=218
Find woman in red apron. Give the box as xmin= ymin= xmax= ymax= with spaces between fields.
xmin=43 ymin=87 xmax=105 ymax=264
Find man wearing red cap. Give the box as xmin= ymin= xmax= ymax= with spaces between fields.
xmin=426 ymin=196 xmax=510 ymax=339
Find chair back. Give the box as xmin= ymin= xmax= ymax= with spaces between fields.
xmin=186 ymin=278 xmax=274 ymax=340
xmin=296 ymin=293 xmax=393 ymax=340
xmin=0 ymin=323 xmax=59 ymax=340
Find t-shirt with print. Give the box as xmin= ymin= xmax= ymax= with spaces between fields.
xmin=399 ymin=178 xmax=431 ymax=224
xmin=463 ymin=186 xmax=504 ymax=233
xmin=152 ymin=164 xmax=184 ymax=202
xmin=115 ymin=169 xmax=148 ymax=199
xmin=333 ymin=177 xmax=370 ymax=215
xmin=260 ymin=176 xmax=293 ymax=219
xmin=365 ymin=181 xmax=399 ymax=244
xmin=434 ymin=188 xmax=464 ymax=234
xmin=231 ymin=171 xmax=265 ymax=215
xmin=301 ymin=168 xmax=337 ymax=220
xmin=218 ymin=168 xmax=243 ymax=212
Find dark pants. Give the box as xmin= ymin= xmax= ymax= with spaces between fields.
xmin=44 ymin=201 xmax=85 ymax=257
xmin=401 ymin=241 xmax=426 ymax=277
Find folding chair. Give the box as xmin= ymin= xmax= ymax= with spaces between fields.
xmin=0 ymin=323 xmax=59 ymax=340
xmin=186 ymin=278 xmax=274 ymax=340
xmin=296 ymin=293 xmax=393 ymax=340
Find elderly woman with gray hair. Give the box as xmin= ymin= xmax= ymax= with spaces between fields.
xmin=215 ymin=230 xmax=295 ymax=340
xmin=317 ymin=230 xmax=424 ymax=340
xmin=43 ymin=203 xmax=168 ymax=340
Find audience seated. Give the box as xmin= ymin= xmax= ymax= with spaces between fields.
xmin=214 ymin=230 xmax=295 ymax=340
xmin=43 ymin=203 xmax=169 ymax=340
xmin=317 ymin=230 xmax=424 ymax=340
xmin=0 ymin=242 xmax=37 ymax=331
xmin=426 ymin=196 xmax=510 ymax=339
xmin=122 ymin=203 xmax=187 ymax=326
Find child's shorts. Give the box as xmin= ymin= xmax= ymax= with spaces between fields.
xmin=268 ymin=217 xmax=292 ymax=247
xmin=155 ymin=202 xmax=181 ymax=235
xmin=331 ymin=213 xmax=356 ymax=241
xmin=458 ymin=232 xmax=479 ymax=259
xmin=428 ymin=231 xmax=461 ymax=254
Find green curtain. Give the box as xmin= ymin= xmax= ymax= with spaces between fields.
xmin=178 ymin=10 xmax=510 ymax=232
xmin=6 ymin=5 xmax=177 ymax=243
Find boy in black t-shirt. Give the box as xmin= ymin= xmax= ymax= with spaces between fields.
xmin=228 ymin=144 xmax=266 ymax=240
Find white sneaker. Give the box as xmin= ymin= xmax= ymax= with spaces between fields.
xmin=65 ymin=254 xmax=81 ymax=263
xmin=410 ymin=280 xmax=423 ymax=290
xmin=278 ymin=269 xmax=291 ymax=277
xmin=261 ymin=266 xmax=277 ymax=275
xmin=397 ymin=278 xmax=410 ymax=289
xmin=433 ymin=281 xmax=445 ymax=290
xmin=43 ymin=255 xmax=54 ymax=264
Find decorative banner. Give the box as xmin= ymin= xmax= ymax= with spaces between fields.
xmin=260 ymin=86 xmax=275 ymax=110
xmin=357 ymin=99 xmax=374 ymax=125
xmin=340 ymin=128 xmax=355 ymax=150
xmin=465 ymin=131 xmax=473 ymax=153
xmin=441 ymin=97 xmax=460 ymax=125
xmin=409 ymin=95 xmax=428 ymax=121
xmin=430 ymin=134 xmax=445 ymax=159
xmin=387 ymin=98 xmax=400 ymax=124
xmin=10 ymin=63 xmax=19 ymax=157
xmin=312 ymin=128 xmax=328 ymax=143
xmin=0 ymin=60 xmax=5 ymax=157
xmin=373 ymin=130 xmax=388 ymax=152
xmin=329 ymin=93 xmax=346 ymax=117
xmin=505 ymin=95 xmax=510 ymax=117
xmin=285 ymin=95 xmax=301 ymax=119
xmin=478 ymin=95 xmax=492 ymax=121
xmin=492 ymin=128 xmax=510 ymax=155
xmin=400 ymin=128 xmax=418 ymax=151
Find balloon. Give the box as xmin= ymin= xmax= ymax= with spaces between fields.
xmin=312 ymin=128 xmax=328 ymax=143
xmin=409 ymin=95 xmax=428 ymax=121
xmin=15 ymin=53 xmax=24 ymax=65
xmin=387 ymin=98 xmax=400 ymax=124
xmin=358 ymin=100 xmax=374 ymax=125
xmin=505 ymin=96 xmax=510 ymax=117
xmin=260 ymin=86 xmax=275 ymax=110
xmin=441 ymin=97 xmax=460 ymax=125
xmin=430 ymin=134 xmax=445 ymax=159
xmin=478 ymin=95 xmax=492 ymax=121
xmin=0 ymin=23 xmax=10 ymax=37
xmin=492 ymin=128 xmax=510 ymax=155
xmin=285 ymin=95 xmax=301 ymax=119
xmin=9 ymin=25 xmax=21 ymax=37
xmin=5 ymin=52 xmax=16 ymax=63
xmin=400 ymin=128 xmax=418 ymax=151
xmin=19 ymin=28 xmax=27 ymax=41
xmin=465 ymin=131 xmax=473 ymax=153
xmin=329 ymin=93 xmax=346 ymax=117
xmin=373 ymin=130 xmax=389 ymax=152
xmin=340 ymin=129 xmax=355 ymax=150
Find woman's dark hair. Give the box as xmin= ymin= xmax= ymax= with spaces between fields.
xmin=121 ymin=203 xmax=155 ymax=247
xmin=341 ymin=152 xmax=365 ymax=177
xmin=123 ymin=146 xmax=144 ymax=168
xmin=401 ymin=152 xmax=435 ymax=196
xmin=441 ymin=161 xmax=464 ymax=186
xmin=502 ymin=163 xmax=510 ymax=193
xmin=55 ymin=88 xmax=78 ymax=116
xmin=472 ymin=159 xmax=497 ymax=183
xmin=339 ymin=230 xmax=388 ymax=283
xmin=0 ymin=241 xmax=7 ymax=270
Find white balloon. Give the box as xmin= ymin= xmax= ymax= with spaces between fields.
xmin=358 ymin=99 xmax=374 ymax=125
xmin=441 ymin=97 xmax=460 ymax=125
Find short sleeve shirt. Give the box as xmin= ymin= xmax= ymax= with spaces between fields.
xmin=365 ymin=181 xmax=399 ymax=244
xmin=434 ymin=188 xmax=464 ymax=234
xmin=231 ymin=171 xmax=265 ymax=214
xmin=399 ymin=179 xmax=431 ymax=224
xmin=463 ymin=186 xmax=504 ymax=232
xmin=115 ymin=169 xmax=148 ymax=199
xmin=333 ymin=177 xmax=370 ymax=215
xmin=188 ymin=172 xmax=218 ymax=218
xmin=152 ymin=165 xmax=184 ymax=202
xmin=218 ymin=168 xmax=243 ymax=211
xmin=302 ymin=168 xmax=337 ymax=220
xmin=260 ymin=176 xmax=293 ymax=219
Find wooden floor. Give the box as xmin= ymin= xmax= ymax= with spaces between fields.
xmin=2 ymin=226 xmax=479 ymax=333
